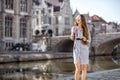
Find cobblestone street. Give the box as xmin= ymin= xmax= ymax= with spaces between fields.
xmin=87 ymin=68 xmax=120 ymax=80
xmin=56 ymin=68 xmax=120 ymax=80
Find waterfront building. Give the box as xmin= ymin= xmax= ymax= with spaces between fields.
xmin=90 ymin=15 xmax=107 ymax=34
xmin=106 ymin=22 xmax=117 ymax=33
xmin=0 ymin=0 xmax=32 ymax=50
xmin=117 ymin=24 xmax=120 ymax=32
xmin=32 ymin=0 xmax=73 ymax=36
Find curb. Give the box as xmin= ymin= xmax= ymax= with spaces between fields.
xmin=0 ymin=52 xmax=72 ymax=63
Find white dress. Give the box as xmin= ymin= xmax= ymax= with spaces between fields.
xmin=71 ymin=26 xmax=91 ymax=64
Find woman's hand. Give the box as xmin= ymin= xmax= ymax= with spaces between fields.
xmin=83 ymin=36 xmax=87 ymax=41
xmin=70 ymin=32 xmax=75 ymax=41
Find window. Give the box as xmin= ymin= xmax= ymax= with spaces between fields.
xmin=43 ymin=15 xmax=47 ymax=24
xmin=20 ymin=0 xmax=27 ymax=12
xmin=6 ymin=42 xmax=8 ymax=48
xmin=48 ymin=17 xmax=51 ymax=24
xmin=32 ymin=10 xmax=35 ymax=14
xmin=65 ymin=17 xmax=70 ymax=25
xmin=36 ymin=11 xmax=39 ymax=15
xmin=20 ymin=18 xmax=27 ymax=38
xmin=41 ymin=8 xmax=45 ymax=14
xmin=41 ymin=15 xmax=47 ymax=24
xmin=5 ymin=0 xmax=13 ymax=9
xmin=36 ymin=18 xmax=39 ymax=25
xmin=56 ymin=17 xmax=58 ymax=24
xmin=56 ymin=27 xmax=58 ymax=36
xmin=64 ymin=28 xmax=70 ymax=35
xmin=5 ymin=16 xmax=13 ymax=37
xmin=48 ymin=9 xmax=51 ymax=13
xmin=5 ymin=42 xmax=13 ymax=49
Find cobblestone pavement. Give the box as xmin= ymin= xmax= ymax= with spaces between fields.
xmin=87 ymin=68 xmax=120 ymax=80
xmin=56 ymin=68 xmax=120 ymax=80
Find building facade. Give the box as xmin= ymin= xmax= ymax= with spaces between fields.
xmin=90 ymin=15 xmax=107 ymax=34
xmin=32 ymin=0 xmax=49 ymax=36
xmin=117 ymin=24 xmax=120 ymax=32
xmin=106 ymin=22 xmax=117 ymax=33
xmin=32 ymin=0 xmax=73 ymax=36
xmin=0 ymin=0 xmax=32 ymax=50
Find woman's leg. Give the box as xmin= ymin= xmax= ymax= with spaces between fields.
xmin=75 ymin=58 xmax=81 ymax=80
xmin=81 ymin=64 xmax=87 ymax=80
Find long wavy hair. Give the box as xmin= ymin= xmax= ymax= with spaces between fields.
xmin=80 ymin=15 xmax=89 ymax=45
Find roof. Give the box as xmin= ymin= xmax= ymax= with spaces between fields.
xmin=33 ymin=0 xmax=41 ymax=5
xmin=73 ymin=10 xmax=80 ymax=17
xmin=90 ymin=15 xmax=107 ymax=23
xmin=45 ymin=0 xmax=63 ymax=6
xmin=45 ymin=0 xmax=64 ymax=12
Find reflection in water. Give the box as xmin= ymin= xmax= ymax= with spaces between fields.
xmin=112 ymin=44 xmax=120 ymax=65
xmin=89 ymin=56 xmax=120 ymax=72
xmin=0 ymin=56 xmax=120 ymax=80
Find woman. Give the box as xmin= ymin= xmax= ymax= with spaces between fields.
xmin=41 ymin=37 xmax=47 ymax=52
xmin=71 ymin=15 xmax=91 ymax=80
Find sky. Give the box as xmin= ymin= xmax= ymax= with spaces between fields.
xmin=70 ymin=0 xmax=120 ymax=23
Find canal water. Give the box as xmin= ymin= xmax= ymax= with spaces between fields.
xmin=0 ymin=56 xmax=120 ymax=80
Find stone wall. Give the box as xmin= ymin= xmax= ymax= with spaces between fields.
xmin=50 ymin=32 xmax=120 ymax=55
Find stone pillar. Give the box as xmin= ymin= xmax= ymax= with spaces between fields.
xmin=27 ymin=0 xmax=32 ymax=43
xmin=13 ymin=0 xmax=20 ymax=43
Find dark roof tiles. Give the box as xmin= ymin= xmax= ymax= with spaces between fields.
xmin=45 ymin=0 xmax=61 ymax=6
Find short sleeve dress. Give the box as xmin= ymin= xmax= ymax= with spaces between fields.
xmin=71 ymin=26 xmax=91 ymax=65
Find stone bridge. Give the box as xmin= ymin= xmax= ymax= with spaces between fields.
xmin=93 ymin=32 xmax=120 ymax=55
xmin=48 ymin=36 xmax=73 ymax=52
xmin=49 ymin=32 xmax=120 ymax=55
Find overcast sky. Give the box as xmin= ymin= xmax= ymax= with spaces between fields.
xmin=70 ymin=0 xmax=120 ymax=23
